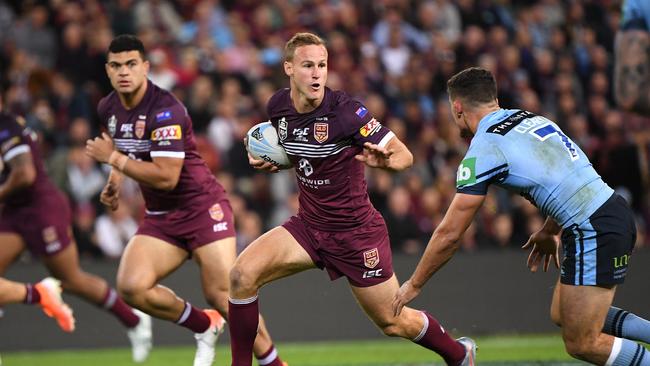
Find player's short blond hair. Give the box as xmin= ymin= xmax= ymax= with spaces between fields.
xmin=284 ymin=32 xmax=326 ymax=62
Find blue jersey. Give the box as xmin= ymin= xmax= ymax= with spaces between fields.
xmin=621 ymin=0 xmax=650 ymax=31
xmin=456 ymin=109 xmax=614 ymax=228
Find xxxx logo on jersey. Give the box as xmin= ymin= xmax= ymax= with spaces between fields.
xmin=151 ymin=125 xmax=182 ymax=141
xmin=456 ymin=157 xmax=476 ymax=186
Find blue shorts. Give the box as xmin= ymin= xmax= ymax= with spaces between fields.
xmin=560 ymin=194 xmax=636 ymax=286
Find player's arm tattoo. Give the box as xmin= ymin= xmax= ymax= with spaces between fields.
xmin=615 ymin=30 xmax=650 ymax=115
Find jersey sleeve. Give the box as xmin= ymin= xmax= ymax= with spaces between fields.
xmin=621 ymin=0 xmax=649 ymax=31
xmin=456 ymin=137 xmax=508 ymax=195
xmin=343 ymin=99 xmax=394 ymax=148
xmin=149 ymin=104 xmax=187 ymax=159
xmin=0 ymin=117 xmax=30 ymax=162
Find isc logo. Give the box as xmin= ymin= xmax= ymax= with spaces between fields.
xmin=362 ymin=269 xmax=383 ymax=279
xmin=213 ymin=222 xmax=228 ymax=232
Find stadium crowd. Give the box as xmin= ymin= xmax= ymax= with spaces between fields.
xmin=0 ymin=0 xmax=647 ymax=258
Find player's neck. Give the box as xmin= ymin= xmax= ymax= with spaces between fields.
xmin=290 ymin=89 xmax=323 ymax=114
xmin=469 ymin=103 xmax=500 ymax=133
xmin=118 ymin=80 xmax=148 ymax=110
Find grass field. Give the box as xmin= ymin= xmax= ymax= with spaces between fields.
xmin=1 ymin=334 xmax=586 ymax=366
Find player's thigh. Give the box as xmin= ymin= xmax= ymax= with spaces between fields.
xmin=193 ymin=236 xmax=237 ymax=309
xmin=117 ymin=234 xmax=189 ymax=291
xmin=559 ymin=283 xmax=616 ymax=341
xmin=0 ymin=232 xmax=25 ymax=274
xmin=351 ymin=274 xmax=422 ymax=333
xmin=234 ymin=226 xmax=315 ymax=287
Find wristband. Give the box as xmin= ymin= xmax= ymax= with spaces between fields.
xmin=108 ymin=151 xmax=129 ymax=171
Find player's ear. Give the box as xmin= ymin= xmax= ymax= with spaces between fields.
xmin=284 ymin=61 xmax=293 ymax=77
xmin=452 ymin=99 xmax=463 ymax=117
xmin=142 ymin=60 xmax=150 ymax=74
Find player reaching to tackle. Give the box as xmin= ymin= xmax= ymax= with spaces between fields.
xmin=229 ymin=32 xmax=476 ymax=366
xmin=393 ymin=67 xmax=650 ymax=366
xmin=86 ymin=35 xmax=286 ymax=366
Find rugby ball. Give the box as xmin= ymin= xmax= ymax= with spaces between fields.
xmin=246 ymin=121 xmax=291 ymax=169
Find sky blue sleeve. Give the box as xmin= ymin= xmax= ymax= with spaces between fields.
xmin=456 ymin=137 xmax=509 ymax=195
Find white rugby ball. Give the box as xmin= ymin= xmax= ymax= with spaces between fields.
xmin=246 ymin=121 xmax=291 ymax=168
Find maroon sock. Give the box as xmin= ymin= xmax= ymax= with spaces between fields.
xmin=176 ymin=301 xmax=210 ymax=333
xmin=24 ymin=283 xmax=41 ymax=305
xmin=101 ymin=287 xmax=140 ymax=328
xmin=413 ymin=312 xmax=465 ymax=365
xmin=256 ymin=344 xmax=283 ymax=366
xmin=229 ymin=296 xmax=260 ymax=366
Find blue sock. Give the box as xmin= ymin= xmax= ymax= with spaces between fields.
xmin=607 ymin=337 xmax=650 ymax=366
xmin=604 ymin=307 xmax=650 ymax=343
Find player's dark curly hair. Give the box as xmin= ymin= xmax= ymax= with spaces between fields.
xmin=108 ymin=34 xmax=146 ymax=60
xmin=447 ymin=67 xmax=498 ymax=107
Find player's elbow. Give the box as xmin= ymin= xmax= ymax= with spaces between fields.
xmin=433 ymin=229 xmax=462 ymax=251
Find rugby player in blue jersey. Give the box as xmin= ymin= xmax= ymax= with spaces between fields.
xmin=394 ymin=67 xmax=650 ymax=365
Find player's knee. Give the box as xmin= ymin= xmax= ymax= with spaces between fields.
xmin=229 ymin=264 xmax=257 ymax=294
xmin=116 ymin=278 xmax=146 ymax=305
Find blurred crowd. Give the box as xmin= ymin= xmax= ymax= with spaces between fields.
xmin=0 ymin=0 xmax=648 ymax=258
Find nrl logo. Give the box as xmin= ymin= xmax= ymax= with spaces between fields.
xmin=293 ymin=127 xmax=309 ymax=142
xmin=363 ymin=248 xmax=380 ymax=269
xmin=314 ymin=122 xmax=328 ymax=143
xmin=108 ymin=115 xmax=117 ymax=136
xmin=278 ymin=117 xmax=288 ymax=141
xmin=251 ymin=127 xmax=263 ymax=141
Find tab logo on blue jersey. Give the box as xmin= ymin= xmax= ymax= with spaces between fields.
xmin=456 ymin=157 xmax=476 ymax=186
xmin=156 ymin=111 xmax=172 ymax=122
xmin=355 ymin=106 xmax=368 ymax=118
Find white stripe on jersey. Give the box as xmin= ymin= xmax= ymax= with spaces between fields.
xmin=114 ymin=139 xmax=152 ymax=152
xmin=3 ymin=144 xmax=31 ymax=161
xmin=150 ymin=151 xmax=185 ymax=158
xmin=377 ymin=131 xmax=395 ymax=148
xmin=282 ymin=140 xmax=351 ymax=157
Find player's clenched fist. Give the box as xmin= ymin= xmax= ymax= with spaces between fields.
xmin=86 ymin=132 xmax=115 ymax=163
xmin=100 ymin=182 xmax=119 ymax=211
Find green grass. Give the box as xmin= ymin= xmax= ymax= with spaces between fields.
xmin=1 ymin=334 xmax=583 ymax=366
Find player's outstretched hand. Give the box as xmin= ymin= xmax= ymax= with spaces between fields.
xmin=522 ymin=229 xmax=560 ymax=273
xmin=355 ymin=142 xmax=394 ymax=169
xmin=392 ymin=280 xmax=421 ymax=317
xmin=248 ymin=152 xmax=279 ymax=173
xmin=100 ymin=182 xmax=119 ymax=211
xmin=86 ymin=133 xmax=115 ymax=164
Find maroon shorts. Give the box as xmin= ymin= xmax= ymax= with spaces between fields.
xmin=137 ymin=198 xmax=235 ymax=252
xmin=0 ymin=191 xmax=72 ymax=257
xmin=282 ymin=211 xmax=394 ymax=287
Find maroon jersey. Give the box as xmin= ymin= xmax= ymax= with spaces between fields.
xmin=98 ymin=80 xmax=225 ymax=212
xmin=0 ymin=112 xmax=60 ymax=208
xmin=268 ymin=88 xmax=395 ymax=231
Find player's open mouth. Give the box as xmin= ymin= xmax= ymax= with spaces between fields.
xmin=310 ymin=83 xmax=320 ymax=90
